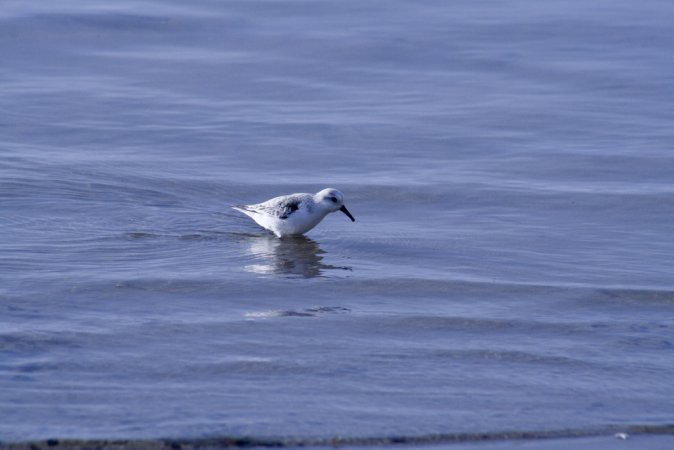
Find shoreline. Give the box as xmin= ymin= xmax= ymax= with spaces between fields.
xmin=3 ymin=424 xmax=674 ymax=450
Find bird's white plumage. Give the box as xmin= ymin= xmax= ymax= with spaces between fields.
xmin=233 ymin=188 xmax=355 ymax=237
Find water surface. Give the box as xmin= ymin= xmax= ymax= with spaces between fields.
xmin=1 ymin=0 xmax=673 ymax=447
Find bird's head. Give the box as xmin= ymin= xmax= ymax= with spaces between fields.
xmin=315 ymin=188 xmax=355 ymax=221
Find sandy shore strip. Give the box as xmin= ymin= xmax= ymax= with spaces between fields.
xmin=2 ymin=424 xmax=673 ymax=450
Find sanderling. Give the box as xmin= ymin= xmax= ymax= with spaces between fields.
xmin=233 ymin=188 xmax=355 ymax=238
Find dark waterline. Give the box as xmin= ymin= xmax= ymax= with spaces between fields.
xmin=3 ymin=425 xmax=674 ymax=449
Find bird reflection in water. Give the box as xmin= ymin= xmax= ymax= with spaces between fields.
xmin=243 ymin=234 xmax=351 ymax=278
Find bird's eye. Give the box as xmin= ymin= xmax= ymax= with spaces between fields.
xmin=331 ymin=197 xmax=338 ymax=203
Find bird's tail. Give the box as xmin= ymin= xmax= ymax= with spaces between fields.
xmin=231 ymin=205 xmax=257 ymax=219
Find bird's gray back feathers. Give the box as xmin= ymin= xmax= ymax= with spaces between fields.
xmin=236 ymin=194 xmax=309 ymax=220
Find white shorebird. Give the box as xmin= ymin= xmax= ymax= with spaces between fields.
xmin=233 ymin=188 xmax=355 ymax=238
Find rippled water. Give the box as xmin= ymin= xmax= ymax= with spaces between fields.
xmin=1 ymin=0 xmax=673 ymax=447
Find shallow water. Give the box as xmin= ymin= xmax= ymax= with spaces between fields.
xmin=1 ymin=0 xmax=673 ymax=446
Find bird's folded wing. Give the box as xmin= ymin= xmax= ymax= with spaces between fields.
xmin=246 ymin=198 xmax=302 ymax=219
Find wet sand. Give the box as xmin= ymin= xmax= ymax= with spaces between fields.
xmin=3 ymin=424 xmax=673 ymax=450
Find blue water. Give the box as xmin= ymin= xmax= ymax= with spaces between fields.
xmin=1 ymin=0 xmax=674 ymax=446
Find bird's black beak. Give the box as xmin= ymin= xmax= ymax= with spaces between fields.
xmin=339 ymin=205 xmax=355 ymax=222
